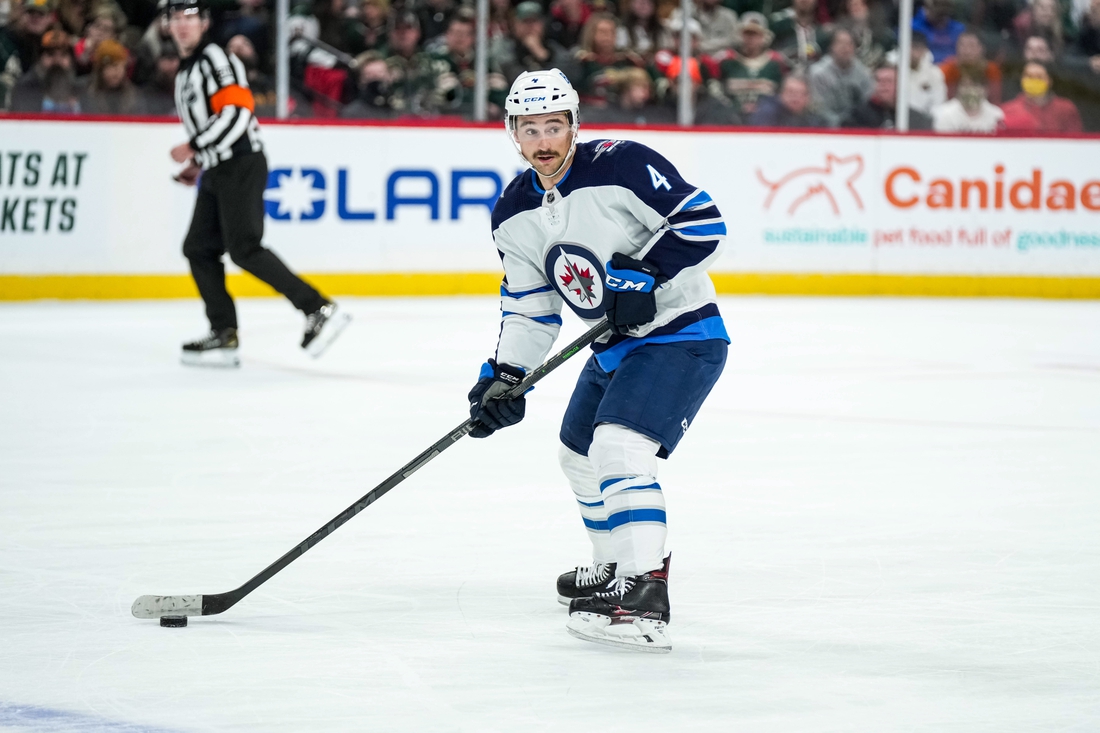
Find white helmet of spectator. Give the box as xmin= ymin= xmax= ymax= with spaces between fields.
xmin=505 ymin=69 xmax=580 ymax=175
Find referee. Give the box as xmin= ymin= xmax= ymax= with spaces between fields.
xmin=167 ymin=0 xmax=349 ymax=367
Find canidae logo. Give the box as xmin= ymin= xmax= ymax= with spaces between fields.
xmin=884 ymin=165 xmax=1100 ymax=211
xmin=757 ymin=154 xmax=865 ymax=216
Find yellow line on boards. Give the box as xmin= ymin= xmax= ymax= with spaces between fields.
xmin=1 ymin=272 xmax=1099 ymax=300
xmin=707 ymin=273 xmax=1100 ymax=298
xmin=0 ymin=273 xmax=502 ymax=300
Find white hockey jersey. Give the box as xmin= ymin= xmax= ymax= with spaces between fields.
xmin=491 ymin=139 xmax=728 ymax=373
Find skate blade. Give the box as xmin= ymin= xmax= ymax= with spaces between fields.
xmin=566 ymin=614 xmax=671 ymax=653
xmin=306 ymin=311 xmax=351 ymax=358
xmin=181 ymin=348 xmax=240 ymax=368
xmin=558 ymin=595 xmax=572 ymax=606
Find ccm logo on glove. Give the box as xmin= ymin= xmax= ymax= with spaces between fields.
xmin=467 ymin=359 xmax=528 ymax=438
xmin=602 ymin=253 xmax=666 ymax=335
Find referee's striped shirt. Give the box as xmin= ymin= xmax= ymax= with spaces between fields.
xmin=175 ymin=41 xmax=262 ymax=169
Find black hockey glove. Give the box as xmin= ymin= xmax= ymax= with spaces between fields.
xmin=602 ymin=253 xmax=667 ymax=335
xmin=468 ymin=359 xmax=527 ymax=438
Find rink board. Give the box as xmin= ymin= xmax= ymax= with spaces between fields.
xmin=1 ymin=117 xmax=1099 ymax=299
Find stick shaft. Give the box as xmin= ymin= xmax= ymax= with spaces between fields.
xmin=200 ymin=320 xmax=610 ymax=616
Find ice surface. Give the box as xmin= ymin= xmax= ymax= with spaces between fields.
xmin=1 ymin=296 xmax=1099 ymax=732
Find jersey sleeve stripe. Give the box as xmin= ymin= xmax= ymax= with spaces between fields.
xmin=200 ymin=59 xmax=219 ymax=98
xmin=670 ymin=215 xmax=724 ymax=230
xmin=668 ymin=205 xmax=723 ymax=227
xmin=681 ymin=190 xmax=713 ymax=211
xmin=643 ymin=231 xmax=720 ymax=277
xmin=193 ymin=106 xmax=237 ymax=148
xmin=215 ymin=107 xmax=252 ymax=153
xmin=499 ymin=291 xmax=559 ymax=313
xmin=673 ymin=222 xmax=727 ymax=238
xmin=228 ymin=53 xmax=250 ymax=88
xmin=203 ymin=44 xmax=235 ymax=78
xmin=501 ymin=283 xmax=555 ymax=298
xmin=666 ymin=188 xmax=712 ymax=217
xmin=196 ymin=106 xmax=240 ymax=149
xmin=502 ymin=311 xmax=563 ymax=326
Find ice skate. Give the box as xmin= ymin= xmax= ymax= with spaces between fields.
xmin=557 ymin=561 xmax=616 ymax=605
xmin=566 ymin=556 xmax=671 ymax=653
xmin=181 ymin=328 xmax=239 ymax=368
xmin=302 ymin=302 xmax=351 ymax=357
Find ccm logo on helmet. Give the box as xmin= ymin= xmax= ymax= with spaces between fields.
xmin=524 ymin=97 xmax=546 ymax=102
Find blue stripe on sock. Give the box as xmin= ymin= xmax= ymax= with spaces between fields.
xmin=607 ymin=508 xmax=667 ymax=530
xmin=576 ymin=498 xmax=605 ymax=507
xmin=582 ymin=517 xmax=609 ymax=531
xmin=621 ymin=482 xmax=661 ymax=492
xmin=599 ymin=477 xmax=627 ymax=492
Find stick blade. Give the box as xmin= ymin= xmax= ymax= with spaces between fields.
xmin=131 ymin=594 xmax=204 ymax=619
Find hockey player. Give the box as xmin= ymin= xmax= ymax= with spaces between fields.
xmin=467 ymin=69 xmax=728 ymax=653
xmin=167 ymin=0 xmax=349 ymax=367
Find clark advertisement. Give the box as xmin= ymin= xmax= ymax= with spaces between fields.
xmin=0 ymin=119 xmax=1098 ymax=281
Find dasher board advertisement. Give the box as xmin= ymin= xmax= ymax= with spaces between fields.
xmin=1 ymin=118 xmax=1098 ymax=298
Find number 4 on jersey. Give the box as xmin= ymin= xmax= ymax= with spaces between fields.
xmin=647 ymin=164 xmax=671 ymax=191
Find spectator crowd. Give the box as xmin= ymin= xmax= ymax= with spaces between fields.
xmin=1 ymin=0 xmax=1099 ymax=131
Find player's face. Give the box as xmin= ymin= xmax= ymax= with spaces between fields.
xmin=514 ymin=113 xmax=574 ymax=180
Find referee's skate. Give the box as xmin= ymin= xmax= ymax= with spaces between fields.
xmin=180 ymin=327 xmax=239 ymax=368
xmin=301 ymin=302 xmax=351 ymax=357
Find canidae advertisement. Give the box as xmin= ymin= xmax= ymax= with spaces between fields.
xmin=1 ymin=119 xmax=1098 ymax=295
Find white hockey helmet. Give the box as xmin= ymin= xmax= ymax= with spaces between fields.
xmin=505 ymin=68 xmax=580 ymax=135
xmin=505 ymin=69 xmax=580 ymax=176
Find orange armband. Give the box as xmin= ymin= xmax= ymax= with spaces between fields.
xmin=210 ymin=84 xmax=255 ymax=114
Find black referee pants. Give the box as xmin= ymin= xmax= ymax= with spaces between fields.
xmin=183 ymin=151 xmax=326 ymax=332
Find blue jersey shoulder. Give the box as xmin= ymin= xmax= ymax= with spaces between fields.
xmin=574 ymin=139 xmax=693 ymax=217
xmin=578 ymin=138 xmax=669 ymax=164
xmin=491 ymin=170 xmax=540 ymax=232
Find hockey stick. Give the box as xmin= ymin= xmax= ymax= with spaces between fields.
xmin=132 ymin=319 xmax=612 ymax=620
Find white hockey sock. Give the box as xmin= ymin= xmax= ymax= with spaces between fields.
xmin=558 ymin=443 xmax=614 ymax=564
xmin=588 ymin=423 xmax=666 ymax=577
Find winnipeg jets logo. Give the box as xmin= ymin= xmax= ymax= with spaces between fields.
xmin=560 ymin=254 xmax=596 ymax=304
xmin=544 ymin=243 xmax=606 ymax=319
xmin=592 ymin=140 xmax=622 ymax=162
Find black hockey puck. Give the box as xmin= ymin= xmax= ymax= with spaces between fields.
xmin=160 ymin=615 xmax=188 ymax=628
